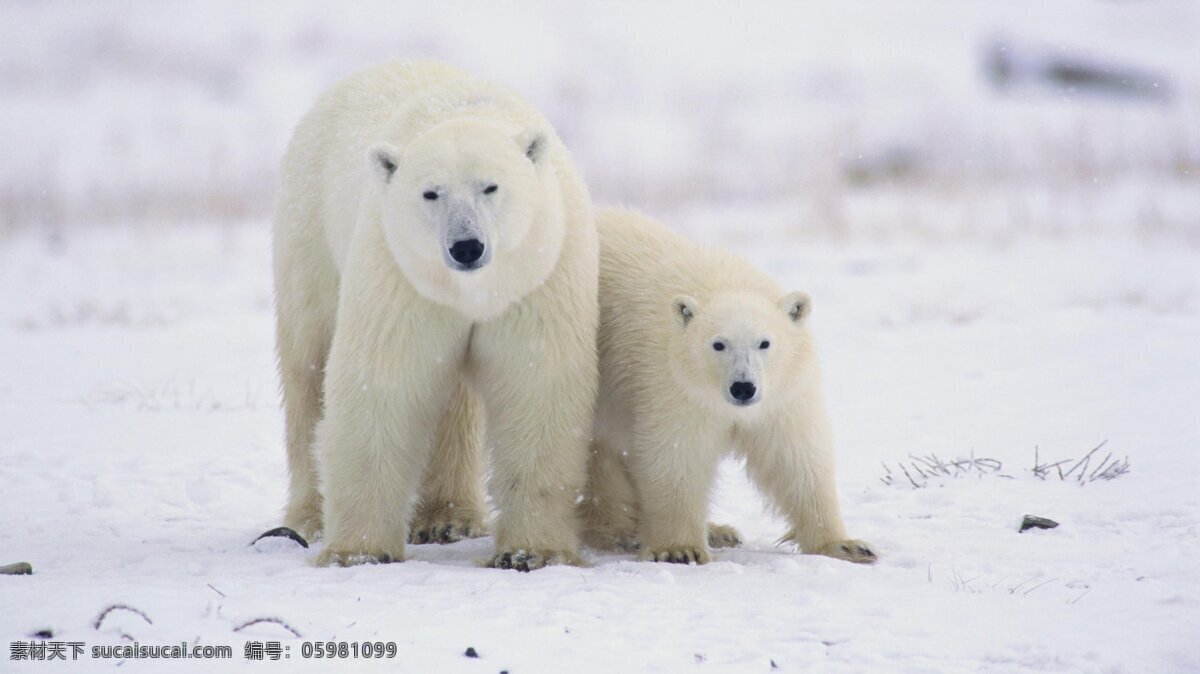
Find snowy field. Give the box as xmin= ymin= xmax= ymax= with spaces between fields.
xmin=2 ymin=1 xmax=1199 ymax=672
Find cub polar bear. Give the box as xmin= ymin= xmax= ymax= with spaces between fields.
xmin=273 ymin=60 xmax=598 ymax=570
xmin=580 ymin=209 xmax=875 ymax=565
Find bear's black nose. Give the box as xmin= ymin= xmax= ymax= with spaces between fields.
xmin=729 ymin=381 xmax=757 ymax=403
xmin=448 ymin=238 xmax=486 ymax=266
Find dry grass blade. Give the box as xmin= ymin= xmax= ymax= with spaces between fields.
xmin=1092 ymin=456 xmax=1131 ymax=481
xmin=1028 ymin=440 xmax=1128 ymax=485
xmin=1022 ymin=577 xmax=1058 ymax=596
xmin=1062 ymin=440 xmax=1108 ymax=480
xmin=882 ymin=452 xmax=1005 ymax=488
xmin=1008 ymin=575 xmax=1040 ymax=595
xmin=1068 ymin=589 xmax=1091 ymax=605
xmin=1087 ymin=453 xmax=1113 ymax=480
xmin=883 ymin=442 xmax=1128 ymax=488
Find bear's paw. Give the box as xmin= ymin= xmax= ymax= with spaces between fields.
xmin=408 ymin=505 xmax=487 ymax=545
xmin=315 ymin=546 xmax=405 ymax=567
xmin=488 ymin=548 xmax=581 ymax=572
xmin=706 ymin=522 xmax=743 ymax=549
xmin=284 ymin=507 xmax=324 ymax=543
xmin=816 ymin=539 xmax=877 ymax=564
xmin=644 ymin=545 xmax=711 ymax=565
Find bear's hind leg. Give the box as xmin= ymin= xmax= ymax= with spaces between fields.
xmin=273 ymin=215 xmax=338 ymax=542
xmin=409 ymin=381 xmax=488 ymax=544
xmin=278 ymin=325 xmax=329 ymax=542
xmin=579 ymin=438 xmax=640 ymax=552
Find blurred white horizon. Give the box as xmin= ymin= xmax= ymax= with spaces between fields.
xmin=2 ymin=0 xmax=1197 ymax=242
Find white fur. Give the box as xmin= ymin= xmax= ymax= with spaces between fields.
xmin=273 ymin=60 xmax=598 ymax=569
xmin=580 ymin=209 xmax=875 ymax=565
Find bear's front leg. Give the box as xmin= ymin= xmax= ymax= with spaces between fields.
xmin=314 ymin=265 xmax=471 ymax=567
xmin=629 ymin=409 xmax=725 ymax=565
xmin=471 ymin=308 xmax=597 ymax=571
xmin=740 ymin=400 xmax=877 ymax=564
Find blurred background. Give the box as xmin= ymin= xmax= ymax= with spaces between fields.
xmin=2 ymin=0 xmax=1197 ymax=243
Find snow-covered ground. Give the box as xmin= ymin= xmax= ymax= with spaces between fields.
xmin=2 ymin=1 xmax=1199 ymax=672
xmin=2 ymin=226 xmax=1197 ymax=672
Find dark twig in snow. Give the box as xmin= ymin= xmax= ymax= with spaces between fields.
xmin=94 ymin=605 xmax=153 ymax=630
xmin=1033 ymin=457 xmax=1071 ymax=480
xmin=232 ymin=617 xmax=301 ymax=638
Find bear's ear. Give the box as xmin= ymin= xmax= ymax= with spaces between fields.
xmin=782 ymin=291 xmax=811 ymax=324
xmin=366 ymin=142 xmax=400 ymax=184
xmin=519 ymin=130 xmax=545 ymax=163
xmin=671 ymin=295 xmax=699 ymax=327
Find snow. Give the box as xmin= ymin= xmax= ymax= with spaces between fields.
xmin=2 ymin=1 xmax=1199 ymax=672
xmin=3 ymin=227 xmax=1197 ymax=672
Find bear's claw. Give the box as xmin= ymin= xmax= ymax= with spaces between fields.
xmin=315 ymin=548 xmax=404 ymax=567
xmin=488 ymin=549 xmax=580 ymax=572
xmin=707 ymin=522 xmax=743 ymax=549
xmin=645 ymin=546 xmax=710 ymax=565
xmin=408 ymin=505 xmax=486 ymax=545
xmin=816 ymin=539 xmax=877 ymax=564
xmin=408 ymin=520 xmax=482 ymax=545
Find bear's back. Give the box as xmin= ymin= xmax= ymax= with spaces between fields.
xmin=597 ymin=208 xmax=782 ymax=319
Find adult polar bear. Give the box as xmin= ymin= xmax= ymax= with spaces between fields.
xmin=273 ymin=60 xmax=598 ymax=570
xmin=580 ymin=209 xmax=875 ymax=565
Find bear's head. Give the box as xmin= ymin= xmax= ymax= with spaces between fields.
xmin=666 ymin=290 xmax=815 ymax=413
xmin=366 ymin=116 xmax=566 ymax=318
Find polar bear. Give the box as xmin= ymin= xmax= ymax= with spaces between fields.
xmin=273 ymin=60 xmax=598 ymax=570
xmin=579 ymin=208 xmax=875 ymax=565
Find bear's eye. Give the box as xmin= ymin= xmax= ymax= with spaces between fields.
xmin=712 ymin=341 xmax=725 ymax=352
xmin=759 ymin=340 xmax=771 ymax=350
xmin=422 ymin=191 xmax=438 ymax=201
xmin=483 ymin=184 xmax=498 ymax=194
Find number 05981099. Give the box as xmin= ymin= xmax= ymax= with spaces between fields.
xmin=300 ymin=641 xmax=397 ymax=659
